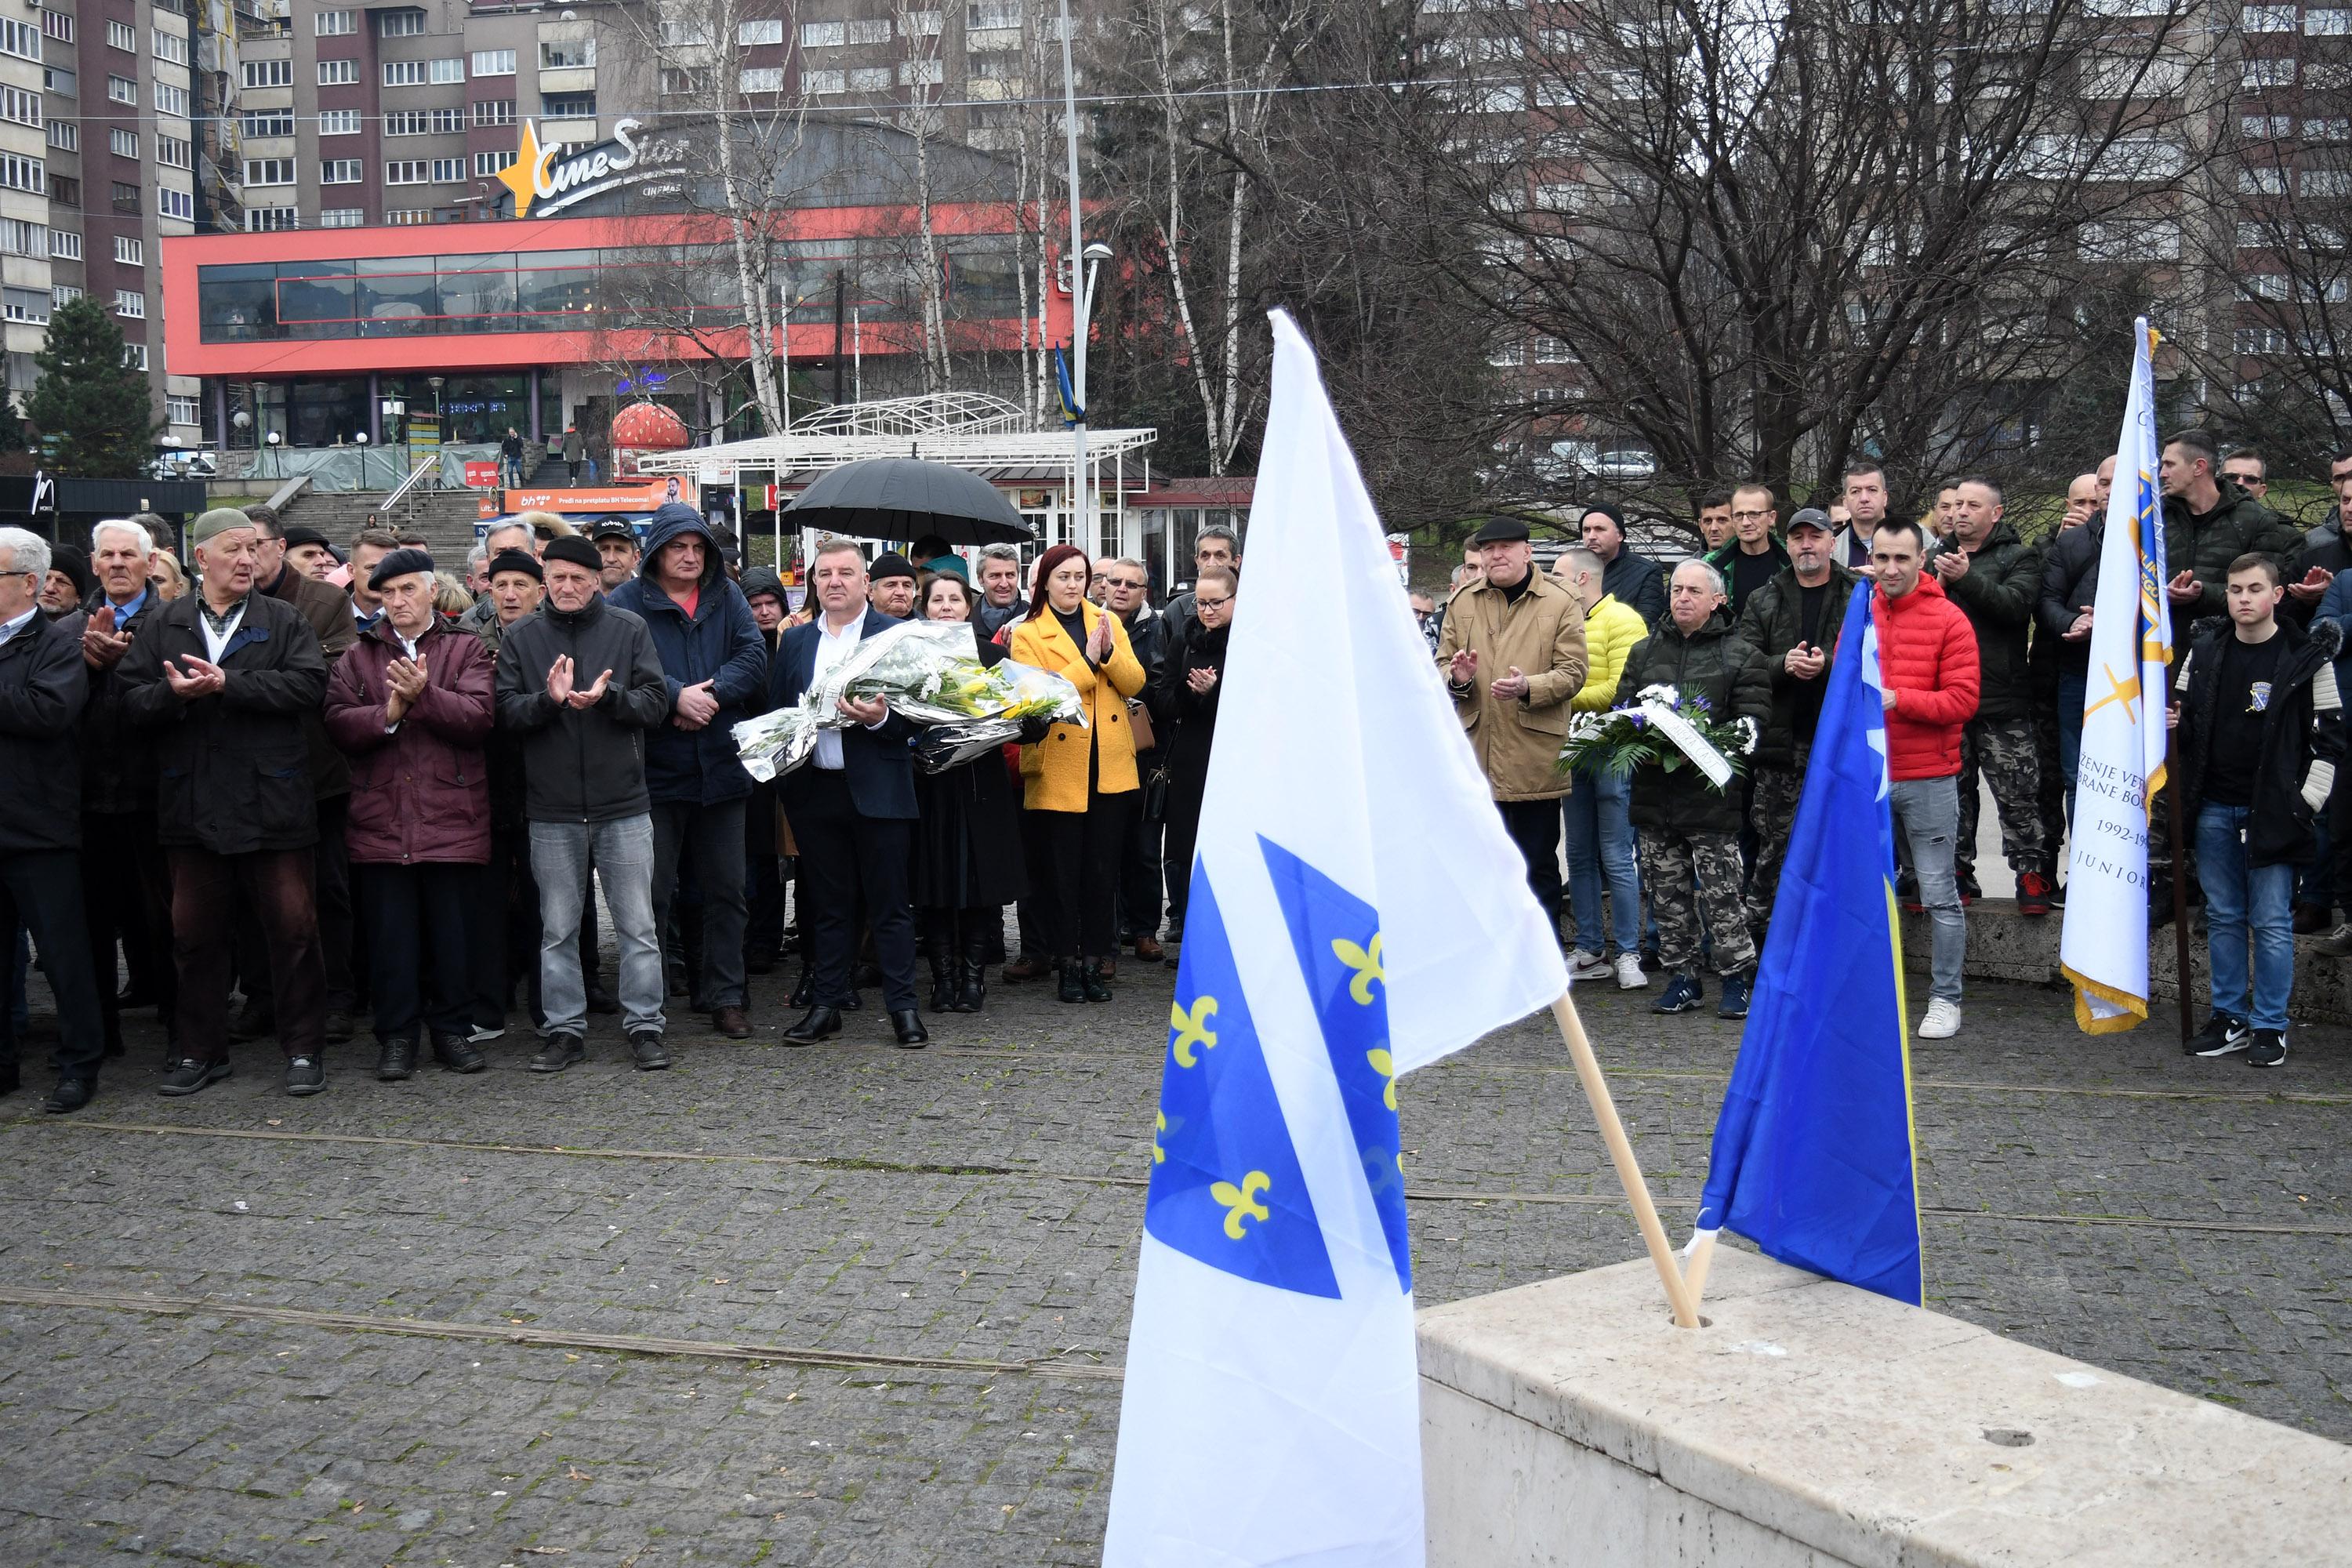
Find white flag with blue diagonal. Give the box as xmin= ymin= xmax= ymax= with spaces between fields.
xmin=1100 ymin=312 xmax=1567 ymax=1566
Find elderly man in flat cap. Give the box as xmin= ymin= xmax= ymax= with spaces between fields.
xmin=1435 ymin=515 xmax=1588 ymax=942
xmin=867 ymin=551 xmax=919 ymax=620
xmin=117 ymin=508 xmax=334 ymax=1098
xmin=325 ymin=546 xmax=496 ymax=1081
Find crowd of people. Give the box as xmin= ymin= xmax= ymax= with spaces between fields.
xmin=1432 ymin=430 xmax=2343 ymax=1069
xmin=0 ymin=503 xmax=1243 ymax=1111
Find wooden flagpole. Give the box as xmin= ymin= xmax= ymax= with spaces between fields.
xmin=1549 ymin=993 xmax=1703 ymax=1329
xmin=1682 ymin=1230 xmax=1719 ymax=1310
xmin=2163 ymin=710 xmax=2194 ymax=1045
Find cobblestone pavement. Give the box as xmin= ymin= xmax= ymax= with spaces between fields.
xmin=2 ymin=936 xmax=2347 ymax=1566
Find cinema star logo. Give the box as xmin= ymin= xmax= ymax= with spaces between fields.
xmin=496 ymin=118 xmax=686 ymax=217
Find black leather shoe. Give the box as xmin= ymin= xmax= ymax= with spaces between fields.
xmin=789 ymin=967 xmax=815 ymax=1007
xmin=1058 ymin=960 xmax=1085 ymax=1004
xmin=891 ymin=1008 xmax=929 ymax=1047
xmin=629 ymin=1030 xmax=671 ymax=1070
xmin=285 ymin=1055 xmax=326 ymax=1096
xmin=782 ymin=1005 xmax=842 ymax=1046
xmin=322 ymin=1011 xmax=354 ymax=1045
xmin=1082 ymin=961 xmax=1112 ymax=1004
xmin=529 ymin=1035 xmax=586 ymax=1073
xmin=431 ymin=1033 xmax=487 ymax=1074
xmin=42 ymin=1078 xmax=93 ymax=1113
xmin=376 ymin=1036 xmax=419 ymax=1081
xmin=158 ymin=1058 xmax=230 ymax=1096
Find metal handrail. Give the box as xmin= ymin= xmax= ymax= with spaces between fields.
xmin=380 ymin=452 xmax=439 ymax=515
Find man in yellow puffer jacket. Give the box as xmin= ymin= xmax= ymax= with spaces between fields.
xmin=1552 ymin=546 xmax=1652 ymax=987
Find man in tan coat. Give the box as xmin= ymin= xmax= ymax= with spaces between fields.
xmin=1436 ymin=516 xmax=1589 ymax=937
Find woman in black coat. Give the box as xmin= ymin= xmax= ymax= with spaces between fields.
xmin=911 ymin=572 xmax=1030 ymax=1012
xmin=1152 ymin=565 xmax=1233 ymax=941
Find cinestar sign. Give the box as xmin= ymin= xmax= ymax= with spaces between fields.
xmin=495 ymin=118 xmax=688 ymax=217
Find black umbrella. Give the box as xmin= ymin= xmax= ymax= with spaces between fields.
xmin=781 ymin=457 xmax=1033 ymax=546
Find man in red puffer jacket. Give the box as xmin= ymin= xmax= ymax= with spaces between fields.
xmin=1871 ymin=517 xmax=1980 ymax=1042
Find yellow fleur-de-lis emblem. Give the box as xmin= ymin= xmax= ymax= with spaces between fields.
xmin=1152 ymin=1110 xmax=1167 ymax=1165
xmin=1170 ymin=995 xmax=1218 ymax=1067
xmin=1209 ymin=1171 xmax=1272 ymax=1239
xmin=1333 ymin=933 xmax=1385 ymax=1005
xmin=1367 ymin=1047 xmax=1397 ymax=1111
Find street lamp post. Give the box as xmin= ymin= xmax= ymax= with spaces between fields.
xmin=1054 ymin=0 xmax=1112 ymax=553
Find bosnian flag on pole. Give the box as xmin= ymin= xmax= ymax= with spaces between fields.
xmin=2060 ymin=319 xmax=2172 ymax=1033
xmin=1100 ymin=311 xmax=1566 ymax=1566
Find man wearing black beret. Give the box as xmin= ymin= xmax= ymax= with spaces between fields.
xmin=868 ymin=551 xmax=918 ymax=619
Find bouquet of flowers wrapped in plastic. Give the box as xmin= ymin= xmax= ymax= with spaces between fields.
xmin=733 ymin=619 xmax=1085 ymax=782
xmin=1556 ymin=683 xmax=1759 ymax=792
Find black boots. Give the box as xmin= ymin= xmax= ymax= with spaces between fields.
xmin=954 ymin=923 xmax=988 ymax=1014
xmin=1081 ymin=960 xmax=1112 ymax=1004
xmin=925 ymin=926 xmax=957 ymax=1013
xmin=1057 ymin=959 xmax=1085 ymax=1004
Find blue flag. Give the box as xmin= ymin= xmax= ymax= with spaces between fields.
xmin=1692 ymin=583 xmax=1922 ymax=1305
xmin=1053 ymin=347 xmax=1083 ymax=425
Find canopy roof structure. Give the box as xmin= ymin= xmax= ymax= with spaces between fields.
xmin=632 ymin=391 xmax=1156 ymax=481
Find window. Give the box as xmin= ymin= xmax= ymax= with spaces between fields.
xmin=659 ymin=18 xmax=712 ymax=45
xmin=38 ymin=9 xmax=68 ymax=43
xmin=739 ymin=17 xmax=786 ymax=45
xmin=114 ymin=235 xmax=143 ymax=265
xmin=432 ymin=107 xmax=463 ymax=132
xmin=44 ymin=226 xmax=74 ymax=258
xmin=429 ymin=56 xmax=463 ymax=83
xmin=153 ymin=27 xmax=188 ymax=64
xmin=901 ymin=9 xmax=944 ymax=34
xmin=243 ymin=158 xmax=296 ymax=186
xmin=384 ymin=109 xmax=430 ymax=135
xmin=848 ymin=65 xmax=889 ymax=89
xmin=0 ymin=219 xmax=49 ymax=258
xmin=0 ymin=154 xmax=41 ymax=194
xmin=2311 ymin=117 xmax=2352 ymax=140
xmin=107 ymin=19 xmax=135 ymax=49
xmin=316 ymin=7 xmax=355 ymax=32
xmin=472 ymin=99 xmax=517 ymax=125
xmin=108 ymin=74 xmax=138 ymax=103
xmin=2244 ymin=114 xmax=2293 ymax=139
xmin=123 ymin=344 xmax=147 ymax=371
xmin=114 ymin=289 xmax=146 ymax=318
xmin=385 ymin=160 xmax=431 ymax=184
xmin=2241 ymin=166 xmax=2290 ymax=194
xmin=2 ymin=287 xmax=47 ymax=325
xmin=386 ymin=209 xmax=431 ymax=224
xmin=241 ymin=109 xmax=293 ymax=137
xmin=660 ymin=67 xmax=708 ymax=94
xmin=159 ymin=187 xmax=193 ymax=220
xmin=803 ymin=68 xmax=844 ymax=93
xmin=157 ymin=136 xmax=190 ymax=169
xmin=111 ymin=180 xmax=137 ymax=206
xmin=471 ymin=49 xmax=515 ymax=75
xmin=318 ymin=58 xmax=357 ymax=85
xmin=2245 ymin=58 xmax=2296 ymax=89
xmin=474 ymin=150 xmax=517 ymax=176
xmin=44 ymin=121 xmax=72 ymax=151
xmin=241 ymin=58 xmax=291 ymax=89
xmin=154 ymin=81 xmax=189 ymax=117
xmin=2245 ymin=2 xmax=2296 ymax=27
xmin=539 ymin=38 xmax=593 ymax=67
xmin=2310 ymin=9 xmax=2352 ymax=31
xmin=899 ymin=58 xmax=943 ymax=84
xmin=430 ymin=157 xmax=462 ymax=182
xmin=740 ymin=66 xmax=785 ymax=92
xmin=321 ymin=158 xmax=362 ymax=183
xmin=46 ymin=175 xmax=73 ymax=205
xmin=847 ymin=18 xmax=891 ymax=41
xmin=168 ymin=395 xmax=200 ymax=426
xmin=42 ymin=67 xmax=73 ymax=96
xmin=380 ymin=8 xmax=426 ymax=36
xmin=968 ymin=0 xmax=1021 ymax=27
xmin=110 ymin=128 xmax=139 ymax=158
xmin=50 ymin=284 xmax=80 ymax=307
xmin=2305 ymin=168 xmax=2352 ymax=196
xmin=0 ymin=19 xmax=40 ymax=62
xmin=542 ymin=92 xmax=594 ymax=118
xmin=320 ymin=108 xmax=360 ymax=135
xmin=0 ymin=85 xmax=37 ymax=128
xmin=798 ymin=20 xmax=843 ymax=45
xmin=321 ymin=209 xmax=365 ymax=228
xmin=245 ymin=205 xmax=299 ymax=230
xmin=383 ymin=60 xmax=426 ymax=85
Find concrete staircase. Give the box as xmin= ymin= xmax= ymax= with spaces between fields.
xmin=280 ymin=485 xmax=491 ymax=568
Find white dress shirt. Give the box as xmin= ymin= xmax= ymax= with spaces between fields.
xmin=0 ymin=606 xmax=36 ymax=647
xmin=809 ymin=612 xmax=865 ymax=771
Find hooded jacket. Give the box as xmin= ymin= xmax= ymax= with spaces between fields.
xmin=1935 ymin=519 xmax=2040 ymax=723
xmin=2161 ymin=477 xmax=2303 ymax=621
xmin=492 ymin=591 xmax=672 ymax=823
xmin=606 ymin=503 xmax=768 ymax=807
xmin=2176 ymin=614 xmax=2345 ymax=867
xmin=1622 ymin=608 xmax=1770 ymax=837
xmin=1735 ymin=564 xmax=1860 ymax=771
xmin=1871 ymin=574 xmax=1979 ymax=781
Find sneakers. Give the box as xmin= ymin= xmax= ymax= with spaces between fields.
xmin=1955 ymin=872 xmax=1981 ymax=906
xmin=466 ymin=1023 xmax=506 ymax=1044
xmin=1717 ymin=970 xmax=1751 ymax=1020
xmin=530 ymin=1034 xmax=586 ymax=1073
xmin=1653 ymin=974 xmax=1704 ymax=1014
xmin=1615 ymin=952 xmax=1648 ymax=990
xmin=2248 ymin=1029 xmax=2288 ymax=1069
xmin=284 ymin=1055 xmax=326 ymax=1096
xmin=2016 ymin=870 xmax=2053 ymax=917
xmin=628 ymin=1031 xmax=671 ymax=1071
xmin=157 ymin=1058 xmax=230 ymax=1097
xmin=2318 ymin=924 xmax=2352 ymax=956
xmin=2188 ymin=1013 xmax=2251 ymax=1058
xmin=1918 ymin=999 xmax=1962 ymax=1040
xmin=1567 ymin=949 xmax=1613 ymax=982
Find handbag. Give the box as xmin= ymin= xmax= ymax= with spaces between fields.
xmin=1127 ymin=697 xmax=1157 ymax=753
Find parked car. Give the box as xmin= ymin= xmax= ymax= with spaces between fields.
xmin=1582 ymin=449 xmax=1657 ymax=481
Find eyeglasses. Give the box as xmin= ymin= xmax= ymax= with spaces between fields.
xmin=1731 ymin=509 xmax=1773 ymax=521
xmin=1195 ymin=595 xmax=1232 ymax=609
xmin=1107 ymin=577 xmax=1145 ymax=590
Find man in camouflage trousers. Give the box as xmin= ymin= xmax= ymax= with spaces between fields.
xmin=1935 ymin=477 xmax=2052 ymax=913
xmin=1628 ymin=560 xmax=1772 ymax=1019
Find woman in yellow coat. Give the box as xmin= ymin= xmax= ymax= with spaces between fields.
xmin=1009 ymin=543 xmax=1148 ymax=1003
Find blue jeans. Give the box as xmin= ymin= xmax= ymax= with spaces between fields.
xmin=1563 ymin=764 xmax=1641 ymax=956
xmin=1889 ymin=775 xmax=1964 ymax=1004
xmin=531 ymin=815 xmax=664 ymax=1038
xmin=2195 ymin=803 xmax=2296 ymax=1033
xmin=2056 ymin=668 xmax=2086 ymax=829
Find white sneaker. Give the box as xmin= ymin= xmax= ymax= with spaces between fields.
xmin=1568 ymin=949 xmax=1613 ymax=982
xmin=1616 ymin=952 xmax=1648 ymax=989
xmin=1918 ymin=999 xmax=1962 ymax=1040
xmin=466 ymin=1024 xmax=505 ymax=1044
